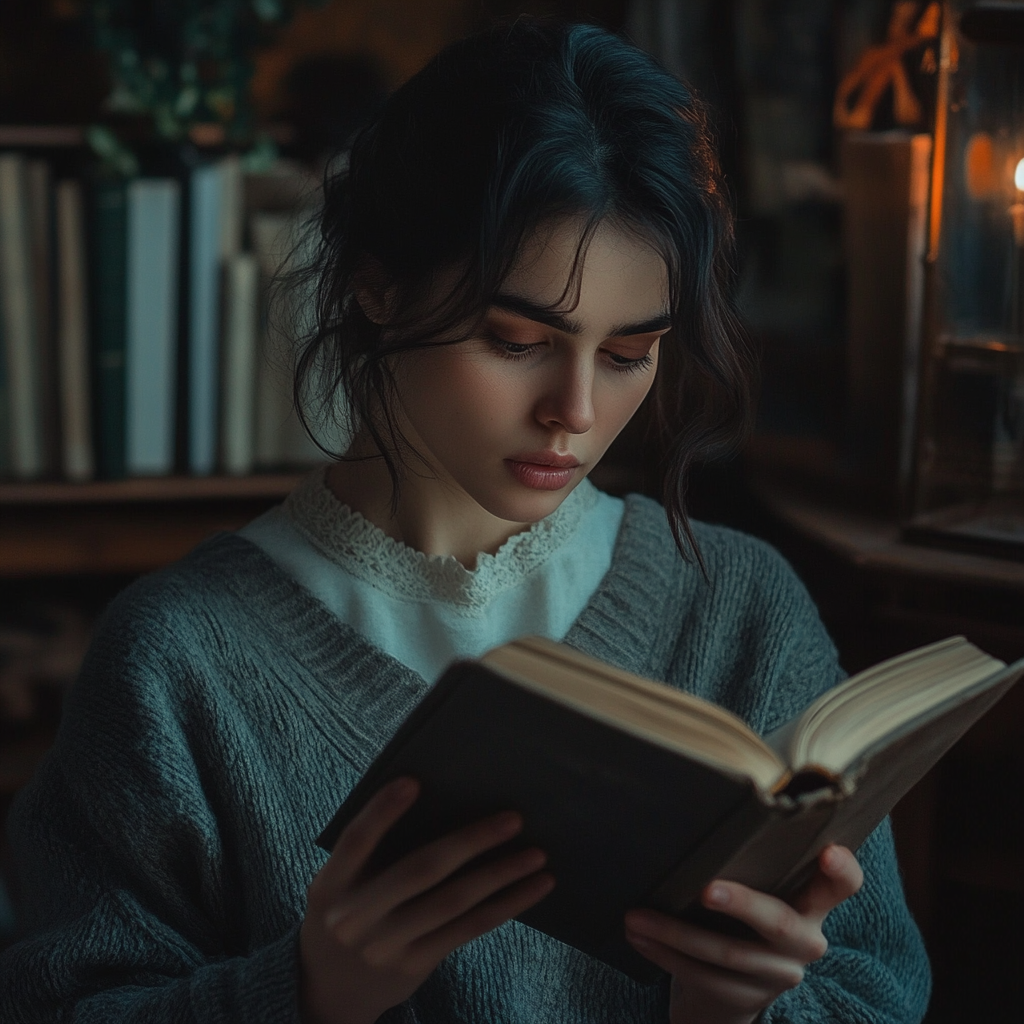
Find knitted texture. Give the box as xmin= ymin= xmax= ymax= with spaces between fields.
xmin=0 ymin=495 xmax=931 ymax=1023
xmin=282 ymin=466 xmax=600 ymax=608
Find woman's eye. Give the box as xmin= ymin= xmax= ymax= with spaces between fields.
xmin=486 ymin=333 xmax=537 ymax=360
xmin=607 ymin=351 xmax=655 ymax=374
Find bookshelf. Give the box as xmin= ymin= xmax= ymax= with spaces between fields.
xmin=0 ymin=473 xmax=301 ymax=577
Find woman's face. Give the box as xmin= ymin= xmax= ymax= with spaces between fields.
xmin=391 ymin=219 xmax=671 ymax=526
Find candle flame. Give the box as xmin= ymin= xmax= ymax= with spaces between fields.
xmin=1015 ymin=158 xmax=1024 ymax=191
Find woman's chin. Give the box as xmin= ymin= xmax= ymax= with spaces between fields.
xmin=473 ymin=479 xmax=581 ymax=526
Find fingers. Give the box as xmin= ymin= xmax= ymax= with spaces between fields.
xmin=625 ymin=910 xmax=806 ymax=990
xmin=694 ymin=881 xmax=829 ymax=962
xmin=328 ymin=809 xmax=527 ymax=939
xmin=411 ymin=868 xmax=555 ymax=967
xmin=794 ymin=845 xmax=864 ymax=923
xmin=386 ymin=846 xmax=548 ymax=946
xmin=630 ymin=935 xmax=788 ymax=1017
xmin=326 ymin=777 xmax=421 ymax=891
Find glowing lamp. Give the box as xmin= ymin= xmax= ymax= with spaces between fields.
xmin=904 ymin=1 xmax=1024 ymax=556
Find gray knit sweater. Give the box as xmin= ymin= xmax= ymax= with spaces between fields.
xmin=0 ymin=495 xmax=930 ymax=1023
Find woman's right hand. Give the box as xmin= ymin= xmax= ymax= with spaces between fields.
xmin=299 ymin=777 xmax=554 ymax=1024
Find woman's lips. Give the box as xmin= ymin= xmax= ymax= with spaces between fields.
xmin=505 ymin=452 xmax=581 ymax=490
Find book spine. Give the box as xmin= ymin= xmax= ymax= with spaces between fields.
xmin=56 ymin=179 xmax=94 ymax=481
xmin=250 ymin=212 xmax=294 ymax=470
xmin=0 ymin=306 xmax=8 ymax=475
xmin=27 ymin=159 xmax=60 ymax=476
xmin=218 ymin=154 xmax=244 ymax=261
xmin=220 ymin=251 xmax=259 ymax=476
xmin=0 ymin=153 xmax=44 ymax=478
xmin=88 ymin=175 xmax=128 ymax=479
xmin=125 ymin=178 xmax=180 ymax=476
xmin=187 ymin=162 xmax=224 ymax=476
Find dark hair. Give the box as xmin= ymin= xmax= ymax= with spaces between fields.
xmin=293 ymin=17 xmax=754 ymax=565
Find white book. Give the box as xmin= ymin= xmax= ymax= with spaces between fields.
xmin=0 ymin=154 xmax=43 ymax=478
xmin=249 ymin=211 xmax=325 ymax=470
xmin=220 ymin=251 xmax=259 ymax=476
xmin=187 ymin=162 xmax=225 ymax=476
xmin=219 ymin=154 xmax=244 ymax=261
xmin=250 ymin=212 xmax=296 ymax=470
xmin=55 ymin=180 xmax=94 ymax=481
xmin=125 ymin=178 xmax=180 ymax=476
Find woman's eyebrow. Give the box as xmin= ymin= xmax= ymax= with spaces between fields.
xmin=490 ymin=293 xmax=672 ymax=336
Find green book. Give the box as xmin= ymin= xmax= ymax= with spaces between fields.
xmin=88 ymin=175 xmax=128 ymax=479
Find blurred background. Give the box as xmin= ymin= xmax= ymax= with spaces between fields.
xmin=1 ymin=2 xmax=1022 ymax=1020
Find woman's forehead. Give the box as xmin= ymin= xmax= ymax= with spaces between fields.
xmin=498 ymin=219 xmax=670 ymax=332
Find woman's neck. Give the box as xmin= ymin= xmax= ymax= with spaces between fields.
xmin=325 ymin=446 xmax=531 ymax=569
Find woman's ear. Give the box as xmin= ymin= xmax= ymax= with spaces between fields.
xmin=353 ymin=256 xmax=395 ymax=325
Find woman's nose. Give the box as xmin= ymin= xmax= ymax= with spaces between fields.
xmin=534 ymin=359 xmax=596 ymax=434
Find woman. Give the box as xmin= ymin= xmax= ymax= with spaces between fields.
xmin=1 ymin=19 xmax=929 ymax=1024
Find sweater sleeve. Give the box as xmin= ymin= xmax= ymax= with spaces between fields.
xmin=763 ymin=820 xmax=931 ymax=1024
xmin=0 ymin=594 xmax=305 ymax=1024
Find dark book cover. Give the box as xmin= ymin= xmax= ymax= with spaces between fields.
xmin=318 ymin=662 xmax=767 ymax=981
xmin=87 ymin=174 xmax=127 ymax=479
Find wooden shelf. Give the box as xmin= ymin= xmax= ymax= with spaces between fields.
xmin=751 ymin=478 xmax=1024 ymax=593
xmin=0 ymin=473 xmax=302 ymax=578
xmin=0 ymin=473 xmax=302 ymax=506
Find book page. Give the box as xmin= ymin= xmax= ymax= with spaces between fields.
xmin=484 ymin=638 xmax=788 ymax=794
xmin=788 ymin=637 xmax=1007 ymax=774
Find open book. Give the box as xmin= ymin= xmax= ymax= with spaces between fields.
xmin=318 ymin=636 xmax=1023 ymax=981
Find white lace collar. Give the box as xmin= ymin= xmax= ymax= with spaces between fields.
xmin=282 ymin=466 xmax=599 ymax=609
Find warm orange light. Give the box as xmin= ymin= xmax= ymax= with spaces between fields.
xmin=1015 ymin=158 xmax=1024 ymax=191
xmin=965 ymin=132 xmax=997 ymax=198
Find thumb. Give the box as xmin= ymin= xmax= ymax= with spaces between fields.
xmin=794 ymin=845 xmax=864 ymax=925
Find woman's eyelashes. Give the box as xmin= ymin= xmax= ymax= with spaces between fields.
xmin=607 ymin=351 xmax=655 ymax=375
xmin=484 ymin=332 xmax=536 ymax=361
xmin=483 ymin=330 xmax=655 ymax=374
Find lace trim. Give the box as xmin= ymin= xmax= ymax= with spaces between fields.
xmin=282 ymin=466 xmax=599 ymax=609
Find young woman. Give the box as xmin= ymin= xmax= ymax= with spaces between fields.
xmin=1 ymin=19 xmax=929 ymax=1024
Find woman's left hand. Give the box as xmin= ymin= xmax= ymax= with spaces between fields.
xmin=624 ymin=844 xmax=864 ymax=1024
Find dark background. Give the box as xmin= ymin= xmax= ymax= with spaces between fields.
xmin=1 ymin=2 xmax=1022 ymax=1021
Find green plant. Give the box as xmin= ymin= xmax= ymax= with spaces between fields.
xmin=82 ymin=0 xmax=330 ymax=167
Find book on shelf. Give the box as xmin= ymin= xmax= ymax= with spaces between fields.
xmin=249 ymin=210 xmax=322 ymax=471
xmin=0 ymin=301 xmax=8 ymax=476
xmin=125 ymin=177 xmax=180 ymax=476
xmin=55 ymin=179 xmax=93 ymax=482
xmin=221 ymin=251 xmax=260 ymax=476
xmin=0 ymin=135 xmax=320 ymax=484
xmin=26 ymin=159 xmax=59 ymax=477
xmin=0 ymin=153 xmax=45 ymax=478
xmin=187 ymin=157 xmax=246 ymax=477
xmin=87 ymin=173 xmax=128 ymax=480
xmin=317 ymin=634 xmax=1024 ymax=982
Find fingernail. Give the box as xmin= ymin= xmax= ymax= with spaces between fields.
xmin=390 ymin=777 xmax=418 ymax=800
xmin=521 ymin=847 xmax=546 ymax=869
xmin=707 ymin=883 xmax=729 ymax=906
xmin=496 ymin=811 xmax=522 ymax=835
xmin=624 ymin=910 xmax=655 ymax=932
xmin=626 ymin=930 xmax=651 ymax=949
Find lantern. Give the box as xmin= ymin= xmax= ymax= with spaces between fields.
xmin=906 ymin=1 xmax=1024 ymax=556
